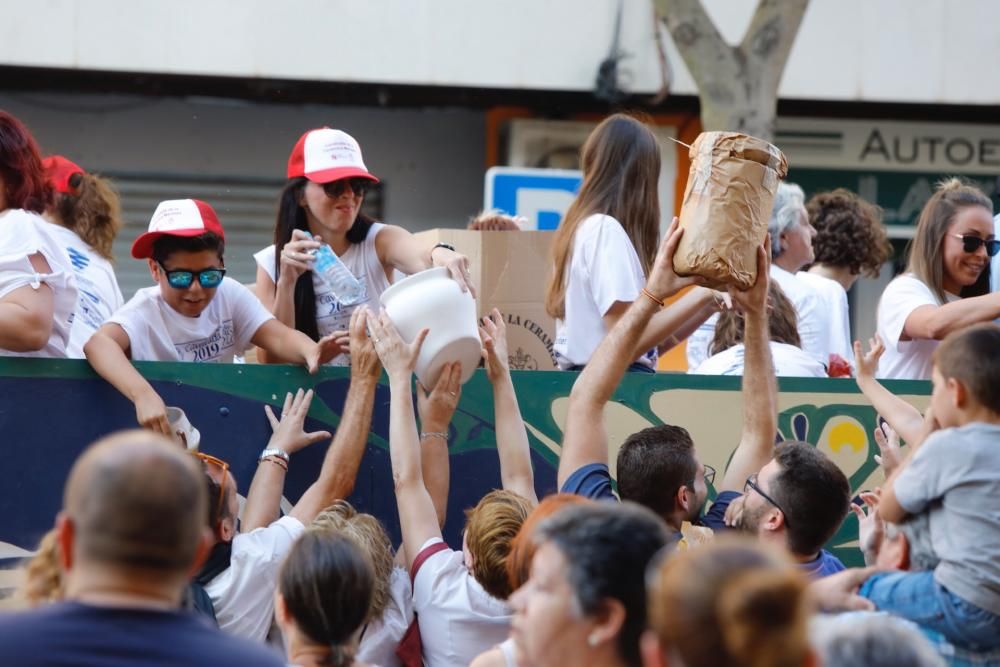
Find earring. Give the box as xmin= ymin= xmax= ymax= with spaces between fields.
xmin=588 ymin=634 xmax=599 ymax=648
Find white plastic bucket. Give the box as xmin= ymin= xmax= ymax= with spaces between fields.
xmin=380 ymin=267 xmax=481 ymax=387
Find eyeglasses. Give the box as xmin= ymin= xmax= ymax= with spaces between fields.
xmin=322 ymin=178 xmax=373 ymax=198
xmin=157 ymin=262 xmax=226 ymax=289
xmin=744 ymin=473 xmax=789 ymax=526
xmin=951 ymin=234 xmax=1000 ymax=257
xmin=688 ymin=463 xmax=716 ymax=488
xmin=194 ymin=452 xmax=229 ymax=525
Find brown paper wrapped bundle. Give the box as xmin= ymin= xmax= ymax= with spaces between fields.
xmin=673 ymin=132 xmax=788 ymax=290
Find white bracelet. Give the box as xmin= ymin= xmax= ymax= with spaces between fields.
xmin=420 ymin=431 xmax=448 ymax=442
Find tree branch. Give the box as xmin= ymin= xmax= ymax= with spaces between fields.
xmin=654 ymin=0 xmax=738 ymax=91
xmin=739 ymin=0 xmax=809 ymax=96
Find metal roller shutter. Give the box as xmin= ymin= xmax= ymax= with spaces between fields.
xmin=107 ymin=173 xmax=284 ymax=300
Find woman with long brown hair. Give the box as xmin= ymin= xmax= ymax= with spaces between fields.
xmin=876 ymin=178 xmax=997 ymax=379
xmin=0 ymin=111 xmax=77 ymax=357
xmin=545 ymin=113 xmax=720 ymax=372
xmin=40 ymin=155 xmax=124 ymax=358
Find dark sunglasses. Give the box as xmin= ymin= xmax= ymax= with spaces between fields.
xmin=952 ymin=234 xmax=1000 ymax=257
xmin=322 ymin=178 xmax=373 ymax=198
xmin=744 ymin=473 xmax=790 ymax=526
xmin=158 ymin=262 xmax=226 ymax=289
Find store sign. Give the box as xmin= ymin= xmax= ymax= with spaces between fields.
xmin=776 ymin=119 xmax=1000 ymax=234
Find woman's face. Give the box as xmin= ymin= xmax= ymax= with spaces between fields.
xmin=941 ymin=205 xmax=994 ymax=294
xmin=300 ymin=179 xmax=363 ymax=238
xmin=778 ymin=208 xmax=816 ymax=271
xmin=510 ymin=542 xmax=591 ymax=667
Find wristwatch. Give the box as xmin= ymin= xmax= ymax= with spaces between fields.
xmin=259 ymin=448 xmax=290 ymax=464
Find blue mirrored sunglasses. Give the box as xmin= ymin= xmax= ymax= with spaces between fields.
xmin=158 ymin=262 xmax=226 ymax=289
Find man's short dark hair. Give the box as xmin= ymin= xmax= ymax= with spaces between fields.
xmin=616 ymin=425 xmax=697 ymax=518
xmin=151 ymin=231 xmax=225 ymax=264
xmin=769 ymin=442 xmax=850 ymax=556
xmin=934 ymin=323 xmax=1000 ymax=413
xmin=65 ymin=431 xmax=207 ymax=572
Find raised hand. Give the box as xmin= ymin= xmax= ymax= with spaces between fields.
xmin=315 ymin=329 xmax=350 ymax=367
xmin=369 ymin=310 xmax=428 ymax=379
xmin=264 ymin=388 xmax=332 ymax=455
xmin=645 ymin=217 xmax=700 ymax=303
xmin=728 ymin=235 xmax=770 ymax=316
xmin=432 ymin=247 xmax=478 ymax=297
xmin=873 ymin=421 xmax=903 ymax=477
xmin=849 ymin=488 xmax=884 ymax=559
xmin=348 ymin=306 xmax=381 ymax=379
xmin=853 ymin=334 xmax=885 ymax=384
xmin=479 ymin=308 xmax=510 ymax=384
xmin=417 ymin=361 xmax=462 ymax=434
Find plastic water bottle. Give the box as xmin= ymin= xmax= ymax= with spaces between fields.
xmin=310 ymin=239 xmax=365 ymax=306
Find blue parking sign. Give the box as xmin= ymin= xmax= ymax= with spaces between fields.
xmin=484 ymin=167 xmax=582 ymax=230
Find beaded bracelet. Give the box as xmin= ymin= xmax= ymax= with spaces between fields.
xmin=420 ymin=431 xmax=448 ymax=442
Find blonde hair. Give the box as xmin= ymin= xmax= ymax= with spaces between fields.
xmin=464 ymin=489 xmax=533 ymax=600
xmin=906 ymin=177 xmax=993 ymax=303
xmin=647 ymin=537 xmax=812 ymax=667
xmin=311 ymin=500 xmax=394 ymax=622
xmin=545 ymin=113 xmax=661 ymax=320
xmin=52 ymin=171 xmax=122 ymax=260
xmin=16 ymin=529 xmax=64 ymax=607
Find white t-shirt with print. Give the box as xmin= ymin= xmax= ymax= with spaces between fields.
xmin=554 ymin=214 xmax=656 ymax=370
xmin=107 ymin=277 xmax=273 ymax=362
xmin=876 ymin=274 xmax=957 ymax=380
xmin=692 ymin=341 xmax=827 ymax=377
xmin=798 ymin=270 xmax=852 ymax=368
xmin=254 ymin=223 xmax=390 ymax=366
xmin=43 ymin=224 xmax=124 ymax=358
xmin=357 ymin=566 xmax=414 ymax=667
xmin=205 ymin=515 xmax=306 ymax=642
xmin=770 ymin=264 xmax=830 ymax=366
xmin=0 ymin=209 xmax=78 ymax=358
xmin=412 ymin=538 xmax=511 ymax=667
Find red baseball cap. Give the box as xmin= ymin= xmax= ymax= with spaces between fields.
xmin=286 ymin=127 xmax=379 ymax=184
xmin=43 ymin=155 xmax=85 ymax=195
xmin=131 ymin=199 xmax=225 ymax=259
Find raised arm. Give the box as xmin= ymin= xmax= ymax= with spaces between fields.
xmin=255 ymin=230 xmax=321 ymax=363
xmin=242 ymin=389 xmax=332 ymax=532
xmin=853 ymin=335 xmax=926 ymax=445
xmin=902 ymin=292 xmax=1000 ymax=341
xmin=481 ymin=308 xmax=538 ymax=504
xmin=288 ymin=307 xmax=382 ymax=524
xmin=369 ymin=311 xmax=442 ymax=570
xmin=375 ymin=224 xmax=476 ymax=294
xmin=416 ymin=362 xmax=462 ymax=528
xmin=84 ymin=322 xmax=171 ymax=437
xmin=718 ymin=240 xmax=778 ymax=493
xmin=558 ymin=218 xmax=697 ymax=487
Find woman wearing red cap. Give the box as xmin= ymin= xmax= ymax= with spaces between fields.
xmin=255 ymin=127 xmax=474 ymax=365
xmin=40 ymin=156 xmax=124 ymax=357
xmin=0 ymin=111 xmax=77 ymax=357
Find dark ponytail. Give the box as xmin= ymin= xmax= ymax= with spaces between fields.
xmin=273 ymin=178 xmax=378 ymax=341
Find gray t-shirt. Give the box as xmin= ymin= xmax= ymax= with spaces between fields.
xmin=894 ymin=422 xmax=1000 ymax=615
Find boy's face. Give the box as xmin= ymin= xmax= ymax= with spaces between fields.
xmin=930 ymin=366 xmax=960 ymax=428
xmin=148 ymin=249 xmax=224 ymax=318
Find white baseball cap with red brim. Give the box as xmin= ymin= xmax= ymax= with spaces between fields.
xmin=286 ymin=127 xmax=380 ymax=184
xmin=131 ymin=199 xmax=225 ymax=259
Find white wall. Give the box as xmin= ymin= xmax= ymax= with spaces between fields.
xmin=2 ymin=0 xmax=999 ymax=105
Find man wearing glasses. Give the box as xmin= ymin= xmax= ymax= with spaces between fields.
xmin=0 ymin=431 xmax=285 ymax=667
xmin=558 ymin=232 xmax=851 ymax=576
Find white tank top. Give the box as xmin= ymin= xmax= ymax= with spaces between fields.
xmin=254 ymin=222 xmax=390 ymax=366
xmin=498 ymin=638 xmax=517 ymax=667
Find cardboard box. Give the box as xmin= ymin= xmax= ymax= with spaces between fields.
xmin=414 ymin=229 xmax=558 ymax=370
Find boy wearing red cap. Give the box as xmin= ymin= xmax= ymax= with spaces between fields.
xmin=85 ymin=199 xmax=342 ymax=436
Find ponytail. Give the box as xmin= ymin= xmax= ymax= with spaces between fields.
xmin=54 ymin=172 xmax=122 ymax=260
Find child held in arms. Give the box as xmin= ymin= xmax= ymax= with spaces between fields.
xmin=85 ymin=199 xmax=342 ymax=435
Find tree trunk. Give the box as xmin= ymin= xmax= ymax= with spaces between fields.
xmin=653 ymin=0 xmax=809 ymax=142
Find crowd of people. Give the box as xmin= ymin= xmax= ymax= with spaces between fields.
xmin=1 ymin=107 xmax=999 ymax=666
